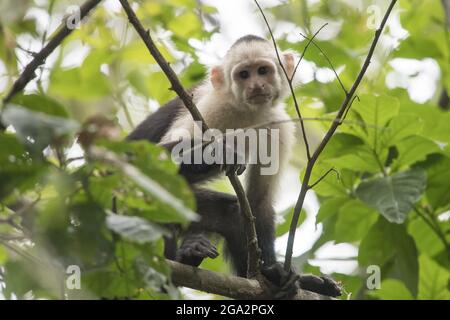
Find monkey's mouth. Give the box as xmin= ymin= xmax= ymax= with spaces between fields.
xmin=247 ymin=94 xmax=272 ymax=103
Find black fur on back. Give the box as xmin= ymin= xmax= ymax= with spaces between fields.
xmin=126 ymin=96 xmax=183 ymax=143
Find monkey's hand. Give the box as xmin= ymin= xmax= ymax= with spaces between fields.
xmin=261 ymin=262 xmax=299 ymax=299
xmin=175 ymin=233 xmax=219 ymax=267
xmin=298 ymin=274 xmax=342 ymax=297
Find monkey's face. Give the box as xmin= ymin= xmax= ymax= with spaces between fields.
xmin=230 ymin=59 xmax=281 ymax=107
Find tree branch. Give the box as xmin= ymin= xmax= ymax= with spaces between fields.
xmin=2 ymin=0 xmax=102 ymax=105
xmin=292 ymin=23 xmax=328 ymax=82
xmin=284 ymin=0 xmax=398 ymax=271
xmin=0 ymin=0 xmax=103 ymax=131
xmin=254 ymin=0 xmax=312 ymax=161
xmin=167 ymin=260 xmax=334 ymax=300
xmin=298 ymin=31 xmax=347 ymax=95
xmin=308 ymin=167 xmax=339 ymax=189
xmin=118 ymin=0 xmax=261 ymax=278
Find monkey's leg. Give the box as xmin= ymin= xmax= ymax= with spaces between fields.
xmin=174 ymin=189 xmax=248 ymax=274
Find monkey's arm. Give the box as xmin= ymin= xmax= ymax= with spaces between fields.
xmin=159 ymin=139 xmax=246 ymax=184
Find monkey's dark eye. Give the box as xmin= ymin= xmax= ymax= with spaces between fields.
xmin=239 ymin=70 xmax=250 ymax=79
xmin=258 ymin=66 xmax=269 ymax=75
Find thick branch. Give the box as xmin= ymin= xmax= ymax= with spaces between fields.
xmin=118 ymin=0 xmax=261 ymax=278
xmin=2 ymin=0 xmax=102 ymax=105
xmin=284 ymin=0 xmax=398 ymax=271
xmin=167 ymin=260 xmax=334 ymax=300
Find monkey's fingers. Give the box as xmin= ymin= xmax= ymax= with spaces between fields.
xmin=195 ymin=243 xmax=219 ymax=259
xmin=298 ymin=274 xmax=342 ymax=297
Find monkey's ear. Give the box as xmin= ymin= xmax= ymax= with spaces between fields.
xmin=282 ymin=51 xmax=297 ymax=79
xmin=211 ymin=66 xmax=224 ymax=90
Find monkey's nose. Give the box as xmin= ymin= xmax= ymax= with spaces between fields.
xmin=250 ymin=85 xmax=265 ymax=95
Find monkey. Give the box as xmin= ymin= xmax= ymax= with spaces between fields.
xmin=127 ymin=35 xmax=341 ymax=298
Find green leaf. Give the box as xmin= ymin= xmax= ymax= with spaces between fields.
xmin=308 ymin=163 xmax=347 ymax=197
xmin=408 ymin=218 xmax=445 ymax=257
xmin=49 ymin=50 xmax=113 ymax=100
xmin=106 ymin=214 xmax=168 ymax=244
xmin=398 ymin=101 xmax=450 ymax=144
xmin=168 ymin=11 xmax=202 ymax=38
xmin=334 ymin=200 xmax=378 ymax=243
xmin=418 ymin=255 xmax=450 ymax=300
xmin=0 ymin=133 xmax=47 ymax=198
xmin=368 ymin=279 xmax=414 ymax=300
xmin=2 ymin=261 xmax=48 ymax=299
xmin=356 ymin=169 xmax=427 ymax=223
xmin=325 ymin=146 xmax=384 ymax=173
xmin=381 ymin=114 xmax=423 ymax=146
xmin=424 ymin=156 xmax=450 ymax=210
xmin=359 ymin=217 xmax=419 ymax=297
xmin=11 ymin=94 xmax=69 ymax=118
xmin=320 ymin=133 xmax=363 ymax=160
xmin=343 ymin=94 xmax=400 ymax=152
xmin=392 ymin=136 xmax=439 ymax=170
xmin=0 ymin=245 xmax=8 ymax=264
xmin=102 ymin=141 xmax=197 ymax=223
xmin=316 ymin=197 xmax=348 ymax=226
xmin=1 ymin=104 xmax=79 ymax=152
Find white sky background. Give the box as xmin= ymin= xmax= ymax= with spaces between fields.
xmin=0 ymin=0 xmax=443 ymax=299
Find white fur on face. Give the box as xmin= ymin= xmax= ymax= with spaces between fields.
xmin=223 ymin=40 xmax=289 ymax=109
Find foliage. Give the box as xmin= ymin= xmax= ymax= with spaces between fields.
xmin=0 ymin=0 xmax=448 ymax=300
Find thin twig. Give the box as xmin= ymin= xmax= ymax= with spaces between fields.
xmin=249 ymin=114 xmax=383 ymax=131
xmin=298 ymin=32 xmax=347 ymax=95
xmin=1 ymin=0 xmax=102 ymax=106
xmin=118 ymin=0 xmax=261 ymax=278
xmin=308 ymin=167 xmax=339 ymax=189
xmin=291 ymin=23 xmax=328 ymax=82
xmin=414 ymin=207 xmax=450 ymax=260
xmin=340 ymin=94 xmax=360 ymax=124
xmin=254 ymin=0 xmax=312 ymax=161
xmin=284 ymin=0 xmax=398 ymax=272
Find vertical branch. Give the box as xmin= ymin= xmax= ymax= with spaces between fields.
xmin=254 ymin=0 xmax=312 ymax=160
xmin=284 ymin=0 xmax=398 ymax=271
xmin=118 ymin=0 xmax=261 ymax=278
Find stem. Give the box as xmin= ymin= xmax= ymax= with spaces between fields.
xmin=254 ymin=0 xmax=312 ymax=160
xmin=414 ymin=207 xmax=450 ymax=260
xmin=284 ymin=0 xmax=398 ymax=271
xmin=2 ymin=0 xmax=103 ymax=105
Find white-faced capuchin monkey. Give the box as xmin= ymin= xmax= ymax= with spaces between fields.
xmin=128 ymin=35 xmax=341 ymax=298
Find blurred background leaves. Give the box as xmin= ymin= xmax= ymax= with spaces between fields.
xmin=0 ymin=0 xmax=448 ymax=300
